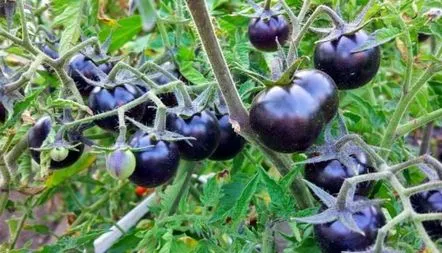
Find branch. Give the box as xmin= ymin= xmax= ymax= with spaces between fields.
xmin=396 ymin=108 xmax=442 ymax=137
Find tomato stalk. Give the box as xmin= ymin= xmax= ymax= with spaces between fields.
xmin=287 ymin=5 xmax=345 ymax=64
xmin=186 ymin=0 xmax=314 ymax=209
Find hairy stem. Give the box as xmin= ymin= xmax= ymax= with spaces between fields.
xmin=396 ymin=109 xmax=442 ymax=138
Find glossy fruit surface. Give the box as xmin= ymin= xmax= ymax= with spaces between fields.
xmin=314 ymin=199 xmax=385 ymax=253
xmin=129 ymin=131 xmax=180 ymax=187
xmin=166 ymin=110 xmax=221 ymax=161
xmin=209 ymin=114 xmax=245 ymax=161
xmin=314 ymin=30 xmax=381 ymax=90
xmin=249 ymin=70 xmax=338 ymax=153
xmin=68 ymin=54 xmax=113 ymax=96
xmin=106 ymin=149 xmax=136 ymax=180
xmin=88 ymin=84 xmax=145 ymax=131
xmin=411 ymin=189 xmax=442 ymax=239
xmin=305 ymin=152 xmax=373 ymax=196
xmin=248 ymin=13 xmax=289 ymax=52
xmin=28 ymin=117 xmax=84 ymax=169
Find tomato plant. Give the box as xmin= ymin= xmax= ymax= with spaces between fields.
xmin=0 ymin=0 xmax=441 ymax=252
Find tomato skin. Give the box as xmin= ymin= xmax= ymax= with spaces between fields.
xmin=248 ymin=14 xmax=289 ymax=52
xmin=68 ymin=54 xmax=113 ymax=96
xmin=139 ymin=72 xmax=178 ymax=125
xmin=314 ymin=199 xmax=385 ymax=253
xmin=411 ymin=189 xmax=442 ymax=239
xmin=314 ymin=30 xmax=381 ymax=90
xmin=209 ymin=114 xmax=245 ymax=161
xmin=305 ymin=152 xmax=373 ymax=196
xmin=0 ymin=103 xmax=6 ymax=123
xmin=249 ymin=70 xmax=338 ymax=153
xmin=28 ymin=117 xmax=84 ymax=169
xmin=418 ymin=33 xmax=431 ymax=42
xmin=166 ymin=110 xmax=221 ymax=161
xmin=41 ymin=45 xmax=59 ymax=59
xmin=88 ymin=84 xmax=145 ymax=131
xmin=129 ymin=131 xmax=180 ymax=187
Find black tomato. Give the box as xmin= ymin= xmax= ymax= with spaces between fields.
xmin=209 ymin=114 xmax=246 ymax=161
xmin=166 ymin=110 xmax=221 ymax=161
xmin=314 ymin=198 xmax=385 ymax=253
xmin=411 ymin=189 xmax=442 ymax=239
xmin=249 ymin=70 xmax=338 ymax=153
xmin=41 ymin=45 xmax=59 ymax=60
xmin=139 ymin=72 xmax=178 ymax=125
xmin=0 ymin=103 xmax=7 ymax=123
xmin=314 ymin=30 xmax=381 ymax=90
xmin=68 ymin=54 xmax=113 ymax=96
xmin=88 ymin=84 xmax=145 ymax=131
xmin=248 ymin=12 xmax=290 ymax=52
xmin=28 ymin=117 xmax=84 ymax=169
xmin=418 ymin=33 xmax=431 ymax=42
xmin=305 ymin=151 xmax=373 ymax=196
xmin=129 ymin=131 xmax=180 ymax=187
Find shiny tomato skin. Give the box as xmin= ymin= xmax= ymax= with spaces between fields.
xmin=411 ymin=189 xmax=442 ymax=239
xmin=88 ymin=84 xmax=145 ymax=131
xmin=314 ymin=199 xmax=385 ymax=253
xmin=166 ymin=110 xmax=221 ymax=161
xmin=68 ymin=54 xmax=113 ymax=96
xmin=248 ymin=14 xmax=290 ymax=52
xmin=28 ymin=117 xmax=84 ymax=169
xmin=129 ymin=131 xmax=180 ymax=188
xmin=305 ymin=151 xmax=373 ymax=196
xmin=249 ymin=70 xmax=338 ymax=153
xmin=314 ymin=30 xmax=381 ymax=90
xmin=209 ymin=114 xmax=246 ymax=161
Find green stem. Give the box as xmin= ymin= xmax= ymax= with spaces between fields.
xmin=396 ymin=106 xmax=442 ymax=138
xmin=9 ymin=208 xmax=29 ymax=249
xmin=262 ymin=222 xmax=274 ymax=253
xmin=167 ymin=161 xmax=196 ymax=216
xmin=264 ymin=0 xmax=272 ymax=10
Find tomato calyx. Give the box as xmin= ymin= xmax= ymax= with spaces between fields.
xmin=295 ymin=183 xmax=384 ymax=235
xmin=312 ymin=1 xmax=375 ymax=44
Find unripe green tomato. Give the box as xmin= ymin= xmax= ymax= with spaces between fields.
xmin=50 ymin=147 xmax=69 ymax=162
xmin=106 ymin=149 xmax=136 ymax=180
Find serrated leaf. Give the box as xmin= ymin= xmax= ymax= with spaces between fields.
xmin=53 ymin=0 xmax=84 ymax=55
xmin=229 ymin=173 xmax=260 ymax=226
xmin=259 ymin=167 xmax=294 ymax=216
xmin=352 ymin=27 xmax=402 ymax=52
xmin=201 ymin=177 xmax=222 ymax=207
